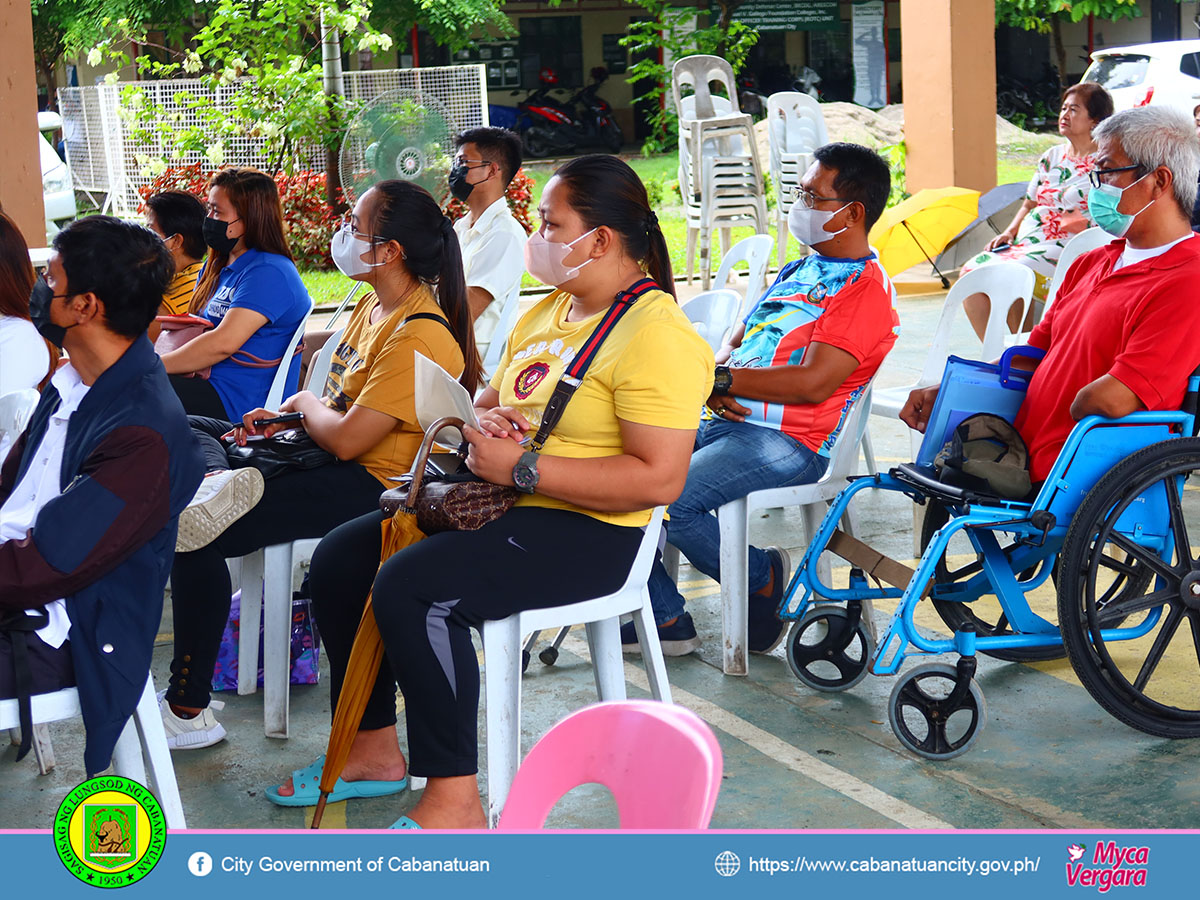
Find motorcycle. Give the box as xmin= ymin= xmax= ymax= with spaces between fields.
xmin=491 ymin=67 xmax=624 ymax=159
xmin=738 ymin=72 xmax=768 ymax=121
xmin=514 ymin=67 xmax=582 ymax=158
xmin=562 ymin=67 xmax=624 ymax=153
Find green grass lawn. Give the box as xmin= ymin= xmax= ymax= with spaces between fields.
xmin=300 ymin=145 xmax=1059 ymax=300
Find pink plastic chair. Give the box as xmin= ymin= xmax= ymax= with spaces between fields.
xmin=496 ymin=700 xmax=723 ymax=830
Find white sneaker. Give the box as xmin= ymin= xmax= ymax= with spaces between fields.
xmin=176 ymin=468 xmax=265 ymax=553
xmin=160 ymin=696 xmax=227 ymax=750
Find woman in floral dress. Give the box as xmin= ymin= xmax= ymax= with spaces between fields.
xmin=962 ymin=82 xmax=1113 ymax=338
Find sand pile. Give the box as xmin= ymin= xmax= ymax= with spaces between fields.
xmin=753 ymin=101 xmax=1053 ymax=162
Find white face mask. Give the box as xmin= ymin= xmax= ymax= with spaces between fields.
xmin=788 ymin=202 xmax=850 ymax=248
xmin=330 ymin=224 xmax=386 ymax=278
xmin=523 ymin=228 xmax=597 ymax=287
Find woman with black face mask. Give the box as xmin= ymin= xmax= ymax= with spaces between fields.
xmin=158 ymin=168 xmax=310 ymax=420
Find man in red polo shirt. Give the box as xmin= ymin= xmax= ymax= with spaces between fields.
xmin=902 ymin=105 xmax=1200 ymax=481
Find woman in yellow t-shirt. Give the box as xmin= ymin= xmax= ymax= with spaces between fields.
xmin=161 ymin=180 xmax=479 ymax=748
xmin=268 ymin=155 xmax=713 ymax=826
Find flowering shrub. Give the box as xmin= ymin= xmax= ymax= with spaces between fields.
xmin=138 ymin=164 xmax=342 ymax=268
xmin=139 ymin=163 xmax=535 ymax=269
xmin=443 ymin=168 xmax=535 ymax=234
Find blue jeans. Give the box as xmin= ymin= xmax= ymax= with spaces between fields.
xmin=648 ymin=418 xmax=828 ymax=624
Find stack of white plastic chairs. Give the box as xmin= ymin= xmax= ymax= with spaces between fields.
xmin=671 ymin=55 xmax=767 ymax=290
xmin=767 ymin=92 xmax=829 ymax=268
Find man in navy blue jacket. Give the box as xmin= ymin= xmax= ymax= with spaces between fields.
xmin=0 ymin=215 xmax=204 ymax=776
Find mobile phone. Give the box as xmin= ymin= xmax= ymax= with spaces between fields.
xmin=252 ymin=412 xmax=305 ymax=427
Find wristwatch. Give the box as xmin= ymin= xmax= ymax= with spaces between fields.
xmin=713 ymin=365 xmax=734 ymax=396
xmin=512 ymin=450 xmax=540 ymax=494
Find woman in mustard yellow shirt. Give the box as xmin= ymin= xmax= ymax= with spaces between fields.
xmin=269 ymin=156 xmax=714 ymax=828
xmin=161 ymin=180 xmax=479 ymax=750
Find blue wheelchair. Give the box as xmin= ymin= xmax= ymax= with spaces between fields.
xmin=779 ymin=346 xmax=1200 ymax=759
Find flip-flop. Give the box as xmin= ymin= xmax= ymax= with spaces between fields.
xmin=389 ymin=815 xmax=422 ymax=829
xmin=264 ymin=755 xmax=408 ymax=807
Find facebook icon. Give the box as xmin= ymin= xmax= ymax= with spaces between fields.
xmin=188 ymin=852 xmax=214 ymax=877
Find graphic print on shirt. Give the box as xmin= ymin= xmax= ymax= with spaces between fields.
xmin=728 ymin=255 xmax=898 ymax=456
xmin=514 ymin=362 xmax=550 ymax=399
xmin=323 ymin=340 xmax=363 ymax=412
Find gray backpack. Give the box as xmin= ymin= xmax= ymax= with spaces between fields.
xmin=933 ymin=413 xmax=1032 ymax=500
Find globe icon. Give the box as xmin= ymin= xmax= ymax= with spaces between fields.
xmin=714 ymin=850 xmax=741 ymax=877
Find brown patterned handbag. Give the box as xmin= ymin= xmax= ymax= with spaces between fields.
xmin=379 ymin=415 xmax=519 ymax=533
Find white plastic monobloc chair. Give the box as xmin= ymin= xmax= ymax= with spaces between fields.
xmin=711 ymin=233 xmax=774 ymax=310
xmin=681 ymin=234 xmax=774 ymax=352
xmin=767 ymin=92 xmax=829 ymax=267
xmin=232 ymin=313 xmax=332 ymax=741
xmin=0 ymin=674 xmax=187 ymax=828
xmin=481 ymin=506 xmax=673 ymax=826
xmin=709 ymin=382 xmax=876 ymax=676
xmin=0 ymin=389 xmax=41 ymax=462
xmin=1009 ymin=226 xmax=1110 ymax=346
xmin=482 ymin=285 xmax=524 ymax=383
xmin=867 ymin=262 xmax=1035 ymax=463
xmin=681 ymin=289 xmax=743 ymax=353
xmin=263 ymin=300 xmax=314 ymax=410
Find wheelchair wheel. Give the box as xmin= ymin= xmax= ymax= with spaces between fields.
xmin=887 ymin=663 xmax=987 ymax=760
xmin=1058 ymin=438 xmax=1200 ymax=739
xmin=786 ymin=605 xmax=873 ymax=692
xmin=921 ymin=501 xmax=1065 ymax=662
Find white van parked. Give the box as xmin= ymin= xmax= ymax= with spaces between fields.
xmin=1081 ymin=40 xmax=1200 ymax=115
xmin=37 ymin=110 xmax=77 ymax=230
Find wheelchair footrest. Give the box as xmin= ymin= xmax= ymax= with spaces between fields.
xmin=828 ymin=530 xmax=930 ymax=597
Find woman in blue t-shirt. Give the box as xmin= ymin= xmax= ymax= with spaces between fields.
xmin=160 ymin=168 xmax=310 ymax=420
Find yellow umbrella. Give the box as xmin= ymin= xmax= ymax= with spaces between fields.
xmin=869 ymin=186 xmax=981 ymax=288
xmin=310 ymin=507 xmax=425 ymax=828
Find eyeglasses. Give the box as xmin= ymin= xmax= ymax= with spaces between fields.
xmin=339 ymin=215 xmax=385 ymax=243
xmin=783 ymin=185 xmax=851 ymax=209
xmin=453 ymin=156 xmax=491 ymax=169
xmin=1088 ymin=164 xmax=1147 ymax=188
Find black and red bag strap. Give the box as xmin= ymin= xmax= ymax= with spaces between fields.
xmin=527 ymin=277 xmax=659 ymax=453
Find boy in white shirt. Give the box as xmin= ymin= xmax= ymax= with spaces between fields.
xmin=449 ymin=127 xmax=527 ymax=365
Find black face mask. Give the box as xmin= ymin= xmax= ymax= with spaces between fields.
xmin=203 ymin=216 xmax=240 ymax=254
xmin=449 ymin=163 xmax=487 ymax=203
xmin=29 ymin=279 xmax=72 ymax=349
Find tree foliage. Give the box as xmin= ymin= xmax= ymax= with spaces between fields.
xmin=90 ymin=0 xmax=515 ymax=186
xmin=995 ymin=0 xmax=1159 ymax=85
xmin=93 ymin=1 xmax=393 ymax=177
xmin=620 ymin=0 xmax=759 ymax=155
xmin=372 ymin=0 xmax=514 ymax=52
xmin=995 ymin=0 xmax=1143 ymax=32
xmin=31 ymin=0 xmax=194 ymax=108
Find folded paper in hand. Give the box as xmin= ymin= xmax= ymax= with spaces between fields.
xmin=414 ymin=352 xmax=479 ymax=446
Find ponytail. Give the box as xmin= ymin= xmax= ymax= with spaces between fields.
xmin=372 ymin=180 xmax=483 ymax=390
xmin=555 ymin=154 xmax=677 ymax=301
xmin=436 ymin=217 xmax=483 ymax=391
xmin=642 ymin=210 xmax=675 ymax=299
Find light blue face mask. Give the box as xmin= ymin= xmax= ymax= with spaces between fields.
xmin=1088 ymin=171 xmax=1155 ymax=238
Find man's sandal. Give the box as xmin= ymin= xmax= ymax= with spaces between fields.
xmin=264 ymin=755 xmax=408 ymax=808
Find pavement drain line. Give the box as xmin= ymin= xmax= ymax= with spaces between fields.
xmin=559 ymin=633 xmax=952 ymax=830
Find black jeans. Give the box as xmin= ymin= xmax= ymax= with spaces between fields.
xmin=169 ymin=375 xmax=229 ymax=420
xmin=166 ymin=418 xmax=384 ymax=709
xmin=310 ymin=506 xmax=642 ymax=778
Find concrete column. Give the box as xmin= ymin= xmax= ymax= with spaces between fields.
xmin=0 ymin=0 xmax=47 ymax=245
xmin=900 ymin=0 xmax=997 ymax=194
